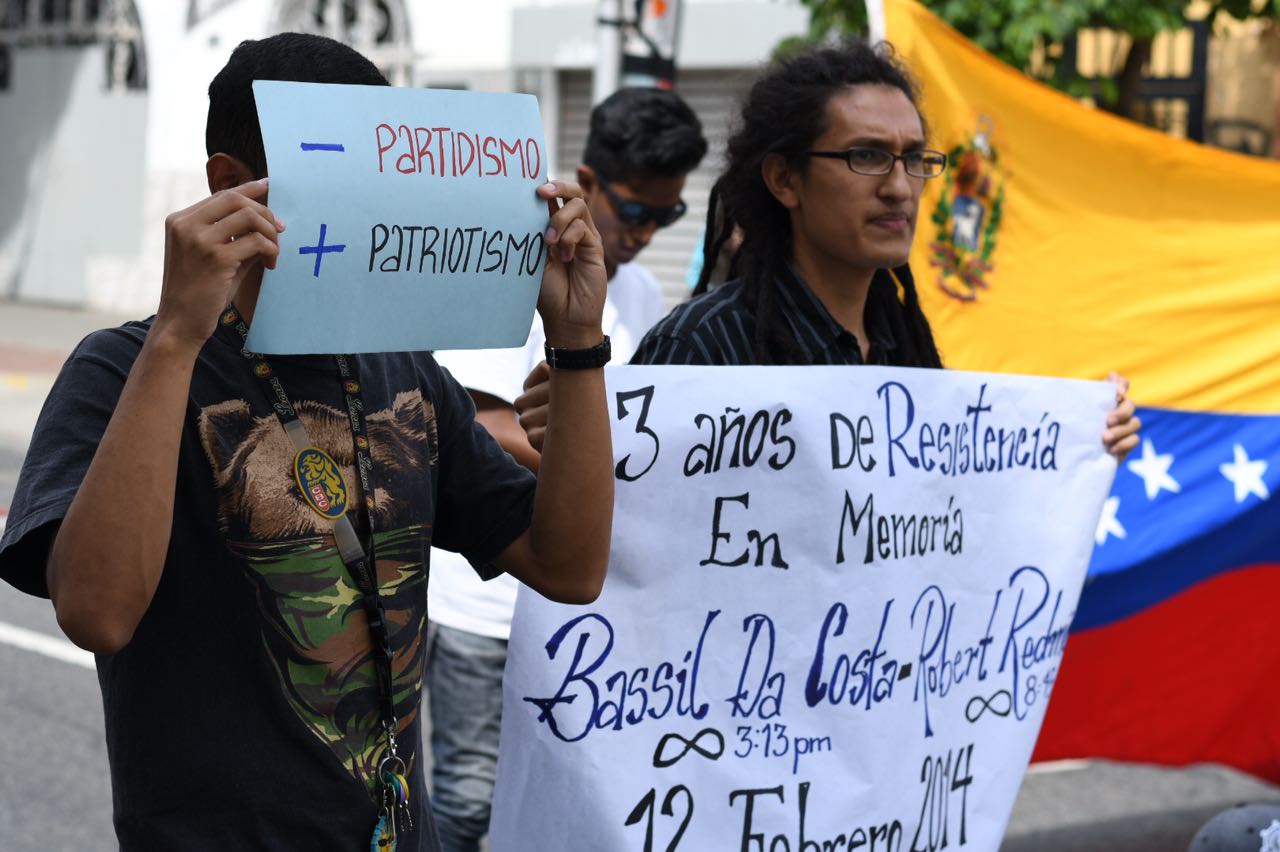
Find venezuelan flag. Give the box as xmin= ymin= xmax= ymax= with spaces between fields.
xmin=886 ymin=0 xmax=1280 ymax=779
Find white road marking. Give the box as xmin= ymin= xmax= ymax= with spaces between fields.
xmin=0 ymin=620 xmax=95 ymax=670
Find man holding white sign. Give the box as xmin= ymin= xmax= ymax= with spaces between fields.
xmin=0 ymin=34 xmax=615 ymax=852
xmin=499 ymin=39 xmax=1140 ymax=850
xmin=629 ymin=40 xmax=1136 ymax=460
xmin=516 ymin=44 xmax=1139 ymax=452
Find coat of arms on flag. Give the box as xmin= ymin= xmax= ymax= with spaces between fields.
xmin=929 ymin=115 xmax=1004 ymax=302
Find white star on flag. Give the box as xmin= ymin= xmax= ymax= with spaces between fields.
xmin=1095 ymin=496 xmax=1126 ymax=545
xmin=1126 ymin=438 xmax=1181 ymax=500
xmin=1218 ymin=443 xmax=1270 ymax=504
xmin=1259 ymin=818 xmax=1280 ymax=852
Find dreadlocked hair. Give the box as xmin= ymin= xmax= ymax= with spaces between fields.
xmin=692 ymin=176 xmax=741 ymax=296
xmin=706 ymin=38 xmax=943 ymax=367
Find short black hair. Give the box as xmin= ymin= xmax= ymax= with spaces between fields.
xmin=582 ymin=87 xmax=708 ymax=183
xmin=206 ymin=32 xmax=389 ymax=178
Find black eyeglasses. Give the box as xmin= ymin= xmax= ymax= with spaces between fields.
xmin=806 ymin=147 xmax=948 ymax=179
xmin=598 ymin=178 xmax=688 ymax=228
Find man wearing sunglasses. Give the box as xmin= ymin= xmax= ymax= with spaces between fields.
xmin=423 ymin=87 xmax=707 ymax=852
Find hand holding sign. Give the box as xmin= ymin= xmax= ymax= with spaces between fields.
xmin=536 ymin=180 xmax=608 ymax=349
xmin=1103 ymin=373 xmax=1140 ymax=461
xmin=155 ymin=178 xmax=284 ymax=352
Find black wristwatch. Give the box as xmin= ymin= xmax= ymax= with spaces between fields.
xmin=544 ymin=335 xmax=612 ymax=370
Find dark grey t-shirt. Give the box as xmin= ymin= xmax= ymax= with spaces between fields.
xmin=0 ymin=316 xmax=537 ymax=851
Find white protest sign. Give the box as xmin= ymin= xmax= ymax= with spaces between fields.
xmin=247 ymin=81 xmax=547 ymax=355
xmin=491 ymin=365 xmax=1115 ymax=852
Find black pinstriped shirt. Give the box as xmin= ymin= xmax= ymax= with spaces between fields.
xmin=630 ymin=265 xmax=907 ymax=366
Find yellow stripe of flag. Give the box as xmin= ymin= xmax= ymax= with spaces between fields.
xmin=887 ymin=0 xmax=1280 ymax=414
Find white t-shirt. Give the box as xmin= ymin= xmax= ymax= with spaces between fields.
xmin=428 ymin=263 xmax=665 ymax=638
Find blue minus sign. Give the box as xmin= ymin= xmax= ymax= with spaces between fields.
xmin=300 ymin=142 xmax=345 ymax=152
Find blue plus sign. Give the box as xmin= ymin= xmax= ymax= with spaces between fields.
xmin=298 ymin=223 xmax=346 ymax=278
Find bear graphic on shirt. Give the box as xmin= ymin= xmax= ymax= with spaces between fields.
xmin=198 ymin=389 xmax=439 ymax=793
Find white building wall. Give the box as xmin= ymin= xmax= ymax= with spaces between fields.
xmin=91 ymin=0 xmax=274 ymax=312
xmin=0 ymin=47 xmax=148 ymax=308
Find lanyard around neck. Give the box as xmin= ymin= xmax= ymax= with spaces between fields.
xmin=219 ymin=305 xmax=404 ymax=772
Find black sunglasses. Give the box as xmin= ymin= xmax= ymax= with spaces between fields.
xmin=597 ymin=177 xmax=687 ymax=228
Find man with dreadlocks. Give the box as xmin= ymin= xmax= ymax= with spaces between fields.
xmin=621 ymin=39 xmax=1139 ymax=458
xmin=519 ymin=41 xmax=1137 ymax=453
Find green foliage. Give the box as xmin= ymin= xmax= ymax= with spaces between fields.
xmin=798 ymin=0 xmax=1280 ymax=95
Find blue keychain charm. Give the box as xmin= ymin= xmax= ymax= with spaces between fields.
xmin=370 ymin=811 xmax=396 ymax=851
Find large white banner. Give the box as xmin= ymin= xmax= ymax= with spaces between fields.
xmin=490 ymin=366 xmax=1116 ymax=852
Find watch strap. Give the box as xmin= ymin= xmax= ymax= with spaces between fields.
xmin=544 ymin=335 xmax=612 ymax=370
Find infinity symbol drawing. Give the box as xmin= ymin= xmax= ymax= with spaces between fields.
xmin=965 ymin=690 xmax=1013 ymax=723
xmin=652 ymin=728 xmax=726 ymax=768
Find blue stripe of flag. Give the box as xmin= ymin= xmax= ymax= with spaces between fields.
xmin=1077 ymin=406 xmax=1280 ymax=629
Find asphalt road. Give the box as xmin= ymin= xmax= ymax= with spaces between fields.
xmin=0 ymin=587 xmax=114 ymax=849
xmin=0 ymin=304 xmax=121 ymax=849
xmin=1 ymin=301 xmax=1277 ymax=851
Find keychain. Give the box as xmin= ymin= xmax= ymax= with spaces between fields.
xmin=386 ymin=769 xmax=413 ymax=834
xmin=372 ymin=754 xmax=410 ymax=849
